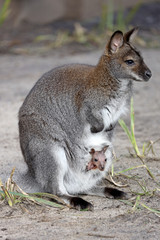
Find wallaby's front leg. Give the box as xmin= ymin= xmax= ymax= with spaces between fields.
xmin=85 ymin=106 xmax=104 ymax=133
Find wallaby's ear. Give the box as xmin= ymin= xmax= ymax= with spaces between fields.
xmin=90 ymin=148 xmax=95 ymax=155
xmin=124 ymin=27 xmax=139 ymax=43
xmin=106 ymin=30 xmax=124 ymax=55
xmin=102 ymin=145 xmax=109 ymax=153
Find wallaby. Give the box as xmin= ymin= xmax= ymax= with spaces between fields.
xmin=87 ymin=146 xmax=108 ymax=171
xmin=19 ymin=28 xmax=151 ymax=210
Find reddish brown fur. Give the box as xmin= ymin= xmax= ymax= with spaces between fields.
xmin=87 ymin=146 xmax=108 ymax=171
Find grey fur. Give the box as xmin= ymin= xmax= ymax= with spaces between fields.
xmin=18 ymin=29 xmax=151 ymax=209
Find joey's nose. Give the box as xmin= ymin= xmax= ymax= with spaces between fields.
xmin=99 ymin=166 xmax=105 ymax=171
xmin=145 ymin=69 xmax=152 ymax=81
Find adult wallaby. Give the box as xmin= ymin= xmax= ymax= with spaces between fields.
xmin=19 ymin=28 xmax=151 ymax=210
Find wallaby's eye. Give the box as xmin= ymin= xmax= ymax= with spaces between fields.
xmin=105 ymin=159 xmax=107 ymax=162
xmin=94 ymin=159 xmax=98 ymax=162
xmin=125 ymin=59 xmax=134 ymax=65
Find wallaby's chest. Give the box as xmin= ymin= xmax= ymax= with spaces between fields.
xmin=81 ymin=93 xmax=129 ymax=152
xmin=101 ymin=97 xmax=128 ymax=129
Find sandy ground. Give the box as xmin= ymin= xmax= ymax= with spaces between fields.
xmin=0 ymin=48 xmax=160 ymax=240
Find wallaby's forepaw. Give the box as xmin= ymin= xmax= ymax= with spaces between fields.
xmin=70 ymin=197 xmax=94 ymax=211
xmin=90 ymin=124 xmax=104 ymax=133
xmin=104 ymin=187 xmax=128 ymax=199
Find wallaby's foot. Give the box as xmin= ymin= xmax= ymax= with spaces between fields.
xmin=104 ymin=187 xmax=127 ymax=199
xmin=70 ymin=197 xmax=93 ymax=211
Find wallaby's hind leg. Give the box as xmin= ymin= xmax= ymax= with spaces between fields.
xmin=72 ymin=186 xmax=126 ymax=210
xmin=62 ymin=196 xmax=93 ymax=211
xmin=104 ymin=187 xmax=127 ymax=199
xmin=87 ymin=186 xmax=127 ymax=199
xmin=52 ymin=145 xmax=94 ymax=210
xmin=22 ymin=141 xmax=93 ymax=210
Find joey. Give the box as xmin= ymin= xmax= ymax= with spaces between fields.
xmin=87 ymin=146 xmax=108 ymax=171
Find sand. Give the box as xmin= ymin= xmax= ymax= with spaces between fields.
xmin=0 ymin=48 xmax=160 ymax=240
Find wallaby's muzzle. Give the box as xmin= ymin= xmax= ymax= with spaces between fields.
xmin=144 ymin=68 xmax=152 ymax=81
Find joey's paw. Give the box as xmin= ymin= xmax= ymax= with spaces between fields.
xmin=70 ymin=197 xmax=94 ymax=211
xmin=104 ymin=187 xmax=128 ymax=199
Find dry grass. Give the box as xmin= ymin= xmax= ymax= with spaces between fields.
xmin=0 ymin=168 xmax=67 ymax=210
xmin=107 ymin=98 xmax=160 ymax=216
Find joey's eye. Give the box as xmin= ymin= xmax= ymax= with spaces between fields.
xmin=94 ymin=159 xmax=98 ymax=162
xmin=125 ymin=59 xmax=134 ymax=65
xmin=105 ymin=159 xmax=107 ymax=162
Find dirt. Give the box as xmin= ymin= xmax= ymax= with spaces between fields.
xmin=0 ymin=47 xmax=160 ymax=240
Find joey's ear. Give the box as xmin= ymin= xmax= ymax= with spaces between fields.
xmin=106 ymin=30 xmax=123 ymax=55
xmin=90 ymin=148 xmax=95 ymax=155
xmin=102 ymin=145 xmax=109 ymax=153
xmin=124 ymin=27 xmax=139 ymax=43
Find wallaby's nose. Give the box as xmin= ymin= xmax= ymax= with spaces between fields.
xmin=145 ymin=69 xmax=152 ymax=81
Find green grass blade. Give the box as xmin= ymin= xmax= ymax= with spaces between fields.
xmin=0 ymin=0 xmax=11 ymax=26
xmin=27 ymin=196 xmax=64 ymax=208
xmin=99 ymin=4 xmax=108 ymax=32
xmin=119 ymin=98 xmax=141 ymax=156
xmin=140 ymin=203 xmax=160 ymax=215
xmin=142 ymin=142 xmax=147 ymax=156
xmin=144 ymin=165 xmax=155 ymax=180
xmin=111 ymin=163 xmax=114 ymax=176
xmin=132 ymin=195 xmax=140 ymax=211
xmin=30 ymin=192 xmax=66 ymax=205
xmin=106 ymin=2 xmax=114 ymax=31
xmin=119 ymin=199 xmax=134 ymax=207
xmin=130 ymin=98 xmax=140 ymax=156
xmin=119 ymin=119 xmax=132 ymax=143
xmin=0 ymin=190 xmax=64 ymax=208
xmin=125 ymin=2 xmax=142 ymax=25
xmin=1 ymin=187 xmax=13 ymax=206
xmin=137 ymin=155 xmax=155 ymax=179
xmin=117 ymin=164 xmax=144 ymax=174
xmin=116 ymin=6 xmax=125 ymax=31
xmin=130 ymin=98 xmax=135 ymax=138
